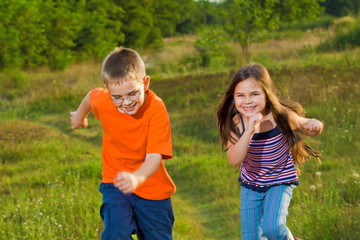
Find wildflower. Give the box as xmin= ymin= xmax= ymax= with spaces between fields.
xmin=352 ymin=171 xmax=359 ymax=178
xmin=316 ymin=171 xmax=321 ymax=176
xmin=310 ymin=185 xmax=316 ymax=191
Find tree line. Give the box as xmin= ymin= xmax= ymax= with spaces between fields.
xmin=0 ymin=0 xmax=359 ymax=70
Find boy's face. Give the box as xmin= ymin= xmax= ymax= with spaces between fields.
xmin=107 ymin=77 xmax=150 ymax=115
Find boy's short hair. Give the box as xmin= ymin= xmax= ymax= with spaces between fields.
xmin=101 ymin=47 xmax=146 ymax=85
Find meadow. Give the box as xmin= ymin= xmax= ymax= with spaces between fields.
xmin=1 ymin=17 xmax=360 ymax=239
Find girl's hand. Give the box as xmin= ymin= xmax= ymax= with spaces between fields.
xmin=114 ymin=171 xmax=140 ymax=194
xmin=233 ymin=113 xmax=263 ymax=134
xmin=248 ymin=113 xmax=263 ymax=134
xmin=302 ymin=118 xmax=323 ymax=136
xmin=70 ymin=111 xmax=88 ymax=130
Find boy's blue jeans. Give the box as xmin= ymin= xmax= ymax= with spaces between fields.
xmin=99 ymin=183 xmax=174 ymax=240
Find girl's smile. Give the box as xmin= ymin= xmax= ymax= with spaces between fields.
xmin=233 ymin=78 xmax=266 ymax=118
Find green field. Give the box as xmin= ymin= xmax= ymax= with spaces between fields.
xmin=1 ymin=18 xmax=360 ymax=239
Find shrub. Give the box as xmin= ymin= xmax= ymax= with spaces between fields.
xmin=316 ymin=17 xmax=360 ymax=51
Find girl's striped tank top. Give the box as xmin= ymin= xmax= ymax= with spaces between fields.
xmin=239 ymin=126 xmax=299 ymax=192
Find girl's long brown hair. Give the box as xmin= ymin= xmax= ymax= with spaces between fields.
xmin=216 ymin=64 xmax=321 ymax=173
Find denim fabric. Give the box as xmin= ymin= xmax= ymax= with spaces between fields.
xmin=240 ymin=184 xmax=295 ymax=240
xmin=99 ymin=183 xmax=174 ymax=240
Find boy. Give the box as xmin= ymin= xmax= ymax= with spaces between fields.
xmin=70 ymin=47 xmax=176 ymax=240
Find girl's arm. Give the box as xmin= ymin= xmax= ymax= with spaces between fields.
xmin=227 ymin=113 xmax=262 ymax=166
xmin=70 ymin=90 xmax=92 ymax=130
xmin=287 ymin=109 xmax=324 ymax=137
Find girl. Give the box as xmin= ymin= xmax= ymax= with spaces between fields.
xmin=216 ymin=64 xmax=323 ymax=240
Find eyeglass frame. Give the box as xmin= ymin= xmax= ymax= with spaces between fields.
xmin=109 ymin=85 xmax=143 ymax=105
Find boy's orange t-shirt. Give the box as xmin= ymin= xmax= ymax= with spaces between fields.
xmin=90 ymin=88 xmax=175 ymax=200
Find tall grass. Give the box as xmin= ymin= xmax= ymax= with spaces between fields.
xmin=1 ymin=20 xmax=360 ymax=239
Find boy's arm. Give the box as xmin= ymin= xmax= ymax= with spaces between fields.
xmin=114 ymin=153 xmax=162 ymax=194
xmin=70 ymin=90 xmax=92 ymax=130
xmin=287 ymin=109 xmax=324 ymax=137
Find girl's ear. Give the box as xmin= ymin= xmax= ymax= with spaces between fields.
xmin=143 ymin=76 xmax=150 ymax=91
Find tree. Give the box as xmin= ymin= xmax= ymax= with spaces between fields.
xmin=113 ymin=0 xmax=155 ymax=49
xmin=0 ymin=0 xmax=48 ymax=69
xmin=73 ymin=0 xmax=124 ymax=61
xmin=321 ymin=0 xmax=360 ymax=17
xmin=149 ymin=0 xmax=194 ymax=37
xmin=39 ymin=0 xmax=85 ymax=70
xmin=224 ymin=0 xmax=323 ymax=58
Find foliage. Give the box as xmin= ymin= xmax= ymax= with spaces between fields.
xmin=3 ymin=0 xmax=348 ymax=71
xmin=225 ymin=0 xmax=277 ymax=58
xmin=149 ymin=0 xmax=195 ymax=38
xmin=279 ymin=15 xmax=336 ymax=31
xmin=321 ymin=0 xmax=360 ymax=17
xmin=185 ymin=27 xmax=231 ymax=69
xmin=223 ymin=0 xmax=323 ymax=58
xmin=73 ymin=0 xmax=124 ymax=61
xmin=0 ymin=0 xmax=197 ymax=70
xmin=114 ymin=0 xmax=154 ymax=49
xmin=0 ymin=0 xmax=47 ymax=69
xmin=316 ymin=17 xmax=360 ymax=51
xmin=0 ymin=0 xmax=337 ymax=71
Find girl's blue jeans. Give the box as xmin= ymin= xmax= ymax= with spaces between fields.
xmin=99 ymin=183 xmax=174 ymax=240
xmin=240 ymin=184 xmax=295 ymax=240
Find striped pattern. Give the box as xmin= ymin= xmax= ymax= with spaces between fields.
xmin=240 ymin=185 xmax=295 ymax=239
xmin=240 ymin=126 xmax=299 ymax=189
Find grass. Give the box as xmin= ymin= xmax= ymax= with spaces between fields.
xmin=1 ymin=17 xmax=360 ymax=239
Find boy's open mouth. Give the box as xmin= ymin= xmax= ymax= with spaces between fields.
xmin=124 ymin=103 xmax=137 ymax=112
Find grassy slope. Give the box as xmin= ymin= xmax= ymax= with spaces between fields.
xmin=1 ymin=22 xmax=360 ymax=239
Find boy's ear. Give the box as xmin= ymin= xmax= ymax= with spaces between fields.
xmin=143 ymin=76 xmax=150 ymax=91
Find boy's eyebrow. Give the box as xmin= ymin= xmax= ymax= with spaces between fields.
xmin=110 ymin=88 xmax=139 ymax=97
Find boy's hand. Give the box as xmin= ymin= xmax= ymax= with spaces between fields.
xmin=114 ymin=171 xmax=141 ymax=194
xmin=70 ymin=111 xmax=88 ymax=130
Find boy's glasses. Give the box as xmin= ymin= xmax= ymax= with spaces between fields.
xmin=110 ymin=87 xmax=142 ymax=105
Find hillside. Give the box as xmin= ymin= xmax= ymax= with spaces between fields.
xmin=1 ymin=19 xmax=360 ymax=239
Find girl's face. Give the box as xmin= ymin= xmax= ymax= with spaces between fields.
xmin=233 ymin=78 xmax=267 ymax=118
